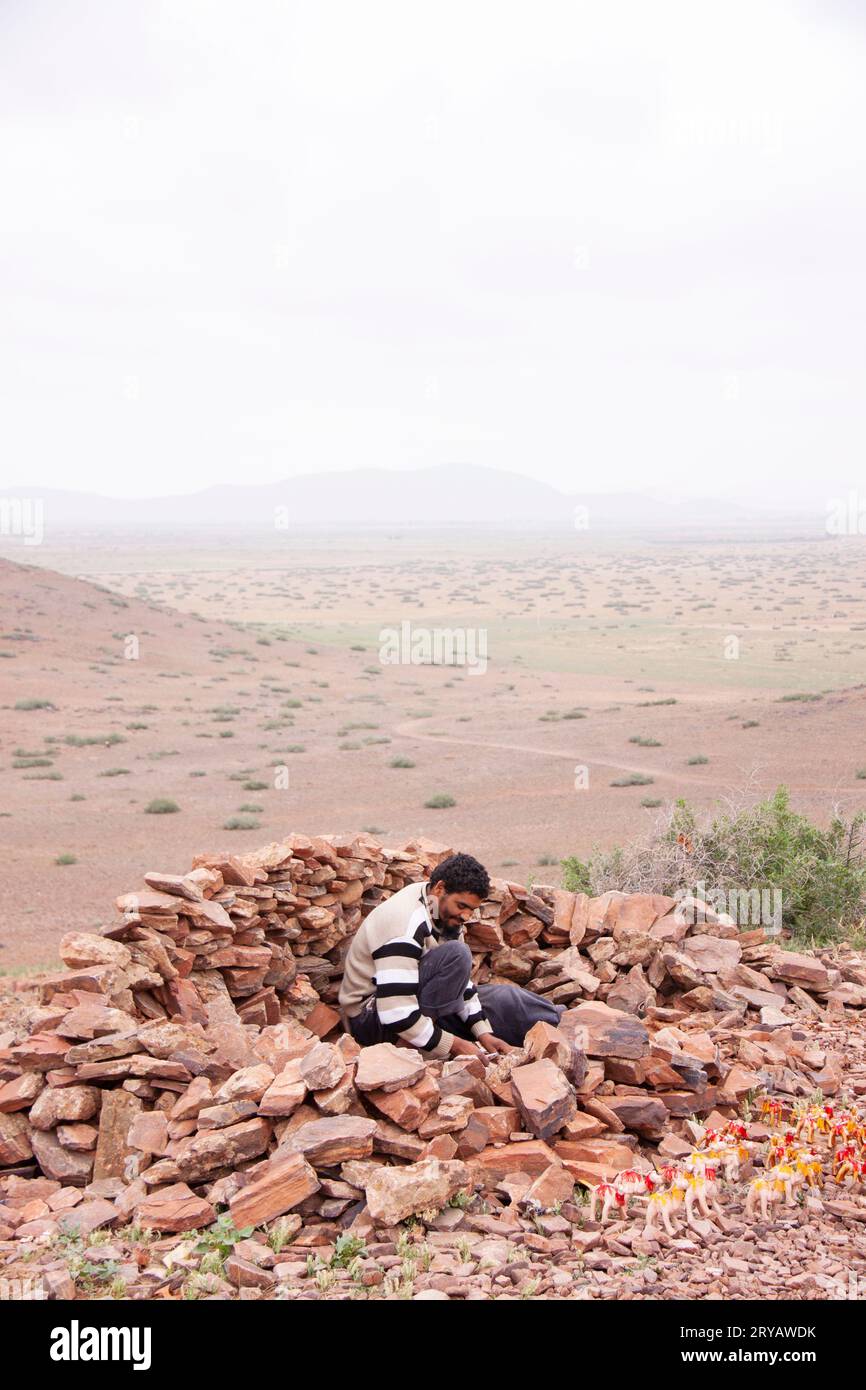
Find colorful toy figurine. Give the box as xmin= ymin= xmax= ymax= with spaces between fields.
xmin=588 ymin=1182 xmax=628 ymax=1223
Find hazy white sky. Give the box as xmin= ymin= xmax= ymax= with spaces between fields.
xmin=2 ymin=0 xmax=865 ymax=504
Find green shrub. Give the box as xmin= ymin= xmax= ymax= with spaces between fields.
xmin=55 ymin=853 xmax=77 ymax=866
xmin=145 ymin=798 xmax=180 ymax=814
xmin=64 ymin=733 xmax=125 ymax=746
xmin=686 ymin=755 xmax=709 ymax=765
xmin=224 ymin=815 xmax=260 ymax=830
xmin=15 ymin=698 xmax=54 ymax=710
xmin=629 ymin=736 xmax=661 ymax=747
xmin=390 ymin=757 xmax=416 ymax=769
xmin=610 ymin=773 xmax=654 ymax=787
xmin=425 ymin=793 xmax=456 ymax=809
xmin=562 ymin=786 xmax=866 ymax=946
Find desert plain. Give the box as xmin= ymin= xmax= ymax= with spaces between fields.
xmin=2 ymin=524 xmax=866 ymax=971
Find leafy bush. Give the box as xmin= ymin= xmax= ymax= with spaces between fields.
xmin=562 ymin=786 xmax=866 ymax=945
xmin=144 ymin=798 xmax=180 ymax=814
xmin=425 ymin=793 xmax=456 ymax=809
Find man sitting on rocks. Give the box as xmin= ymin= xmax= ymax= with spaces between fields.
xmin=339 ymin=852 xmax=564 ymax=1058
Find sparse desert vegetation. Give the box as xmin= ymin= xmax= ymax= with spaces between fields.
xmin=4 ymin=527 xmax=866 ymax=965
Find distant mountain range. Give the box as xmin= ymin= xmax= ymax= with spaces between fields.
xmin=2 ymin=465 xmax=818 ymax=531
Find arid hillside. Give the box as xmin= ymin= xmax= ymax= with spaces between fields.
xmin=2 ymin=545 xmax=866 ymax=970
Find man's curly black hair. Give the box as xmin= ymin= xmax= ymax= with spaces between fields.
xmin=428 ymin=852 xmax=490 ymax=899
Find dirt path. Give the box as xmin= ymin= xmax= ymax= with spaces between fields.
xmin=392 ymin=720 xmax=711 ymax=785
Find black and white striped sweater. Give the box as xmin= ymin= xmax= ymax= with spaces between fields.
xmin=338 ymin=879 xmax=491 ymax=1058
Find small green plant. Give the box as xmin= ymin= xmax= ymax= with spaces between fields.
xmin=144 ymin=798 xmax=179 ymax=814
xmin=224 ymin=815 xmax=260 ymax=830
xmin=610 ymin=774 xmax=654 ymax=787
xmin=193 ymin=1213 xmax=253 ymax=1262
xmin=267 ymin=1217 xmax=299 ymax=1254
xmin=390 ymin=757 xmax=415 ymax=769
xmin=54 ymin=853 xmax=77 ymax=866
xmin=686 ymin=754 xmax=709 ymax=765
xmin=424 ymin=793 xmax=456 ymax=808
xmin=331 ymin=1234 xmax=367 ymax=1268
xmin=64 ymin=733 xmax=125 ymax=746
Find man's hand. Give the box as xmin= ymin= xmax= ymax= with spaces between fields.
xmin=449 ymin=1036 xmax=487 ymax=1058
xmin=476 ymin=1033 xmax=515 ymax=1055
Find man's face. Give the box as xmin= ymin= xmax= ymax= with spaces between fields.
xmin=429 ymin=881 xmax=482 ymax=930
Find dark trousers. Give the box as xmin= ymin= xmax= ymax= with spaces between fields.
xmin=348 ymin=939 xmax=564 ymax=1048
